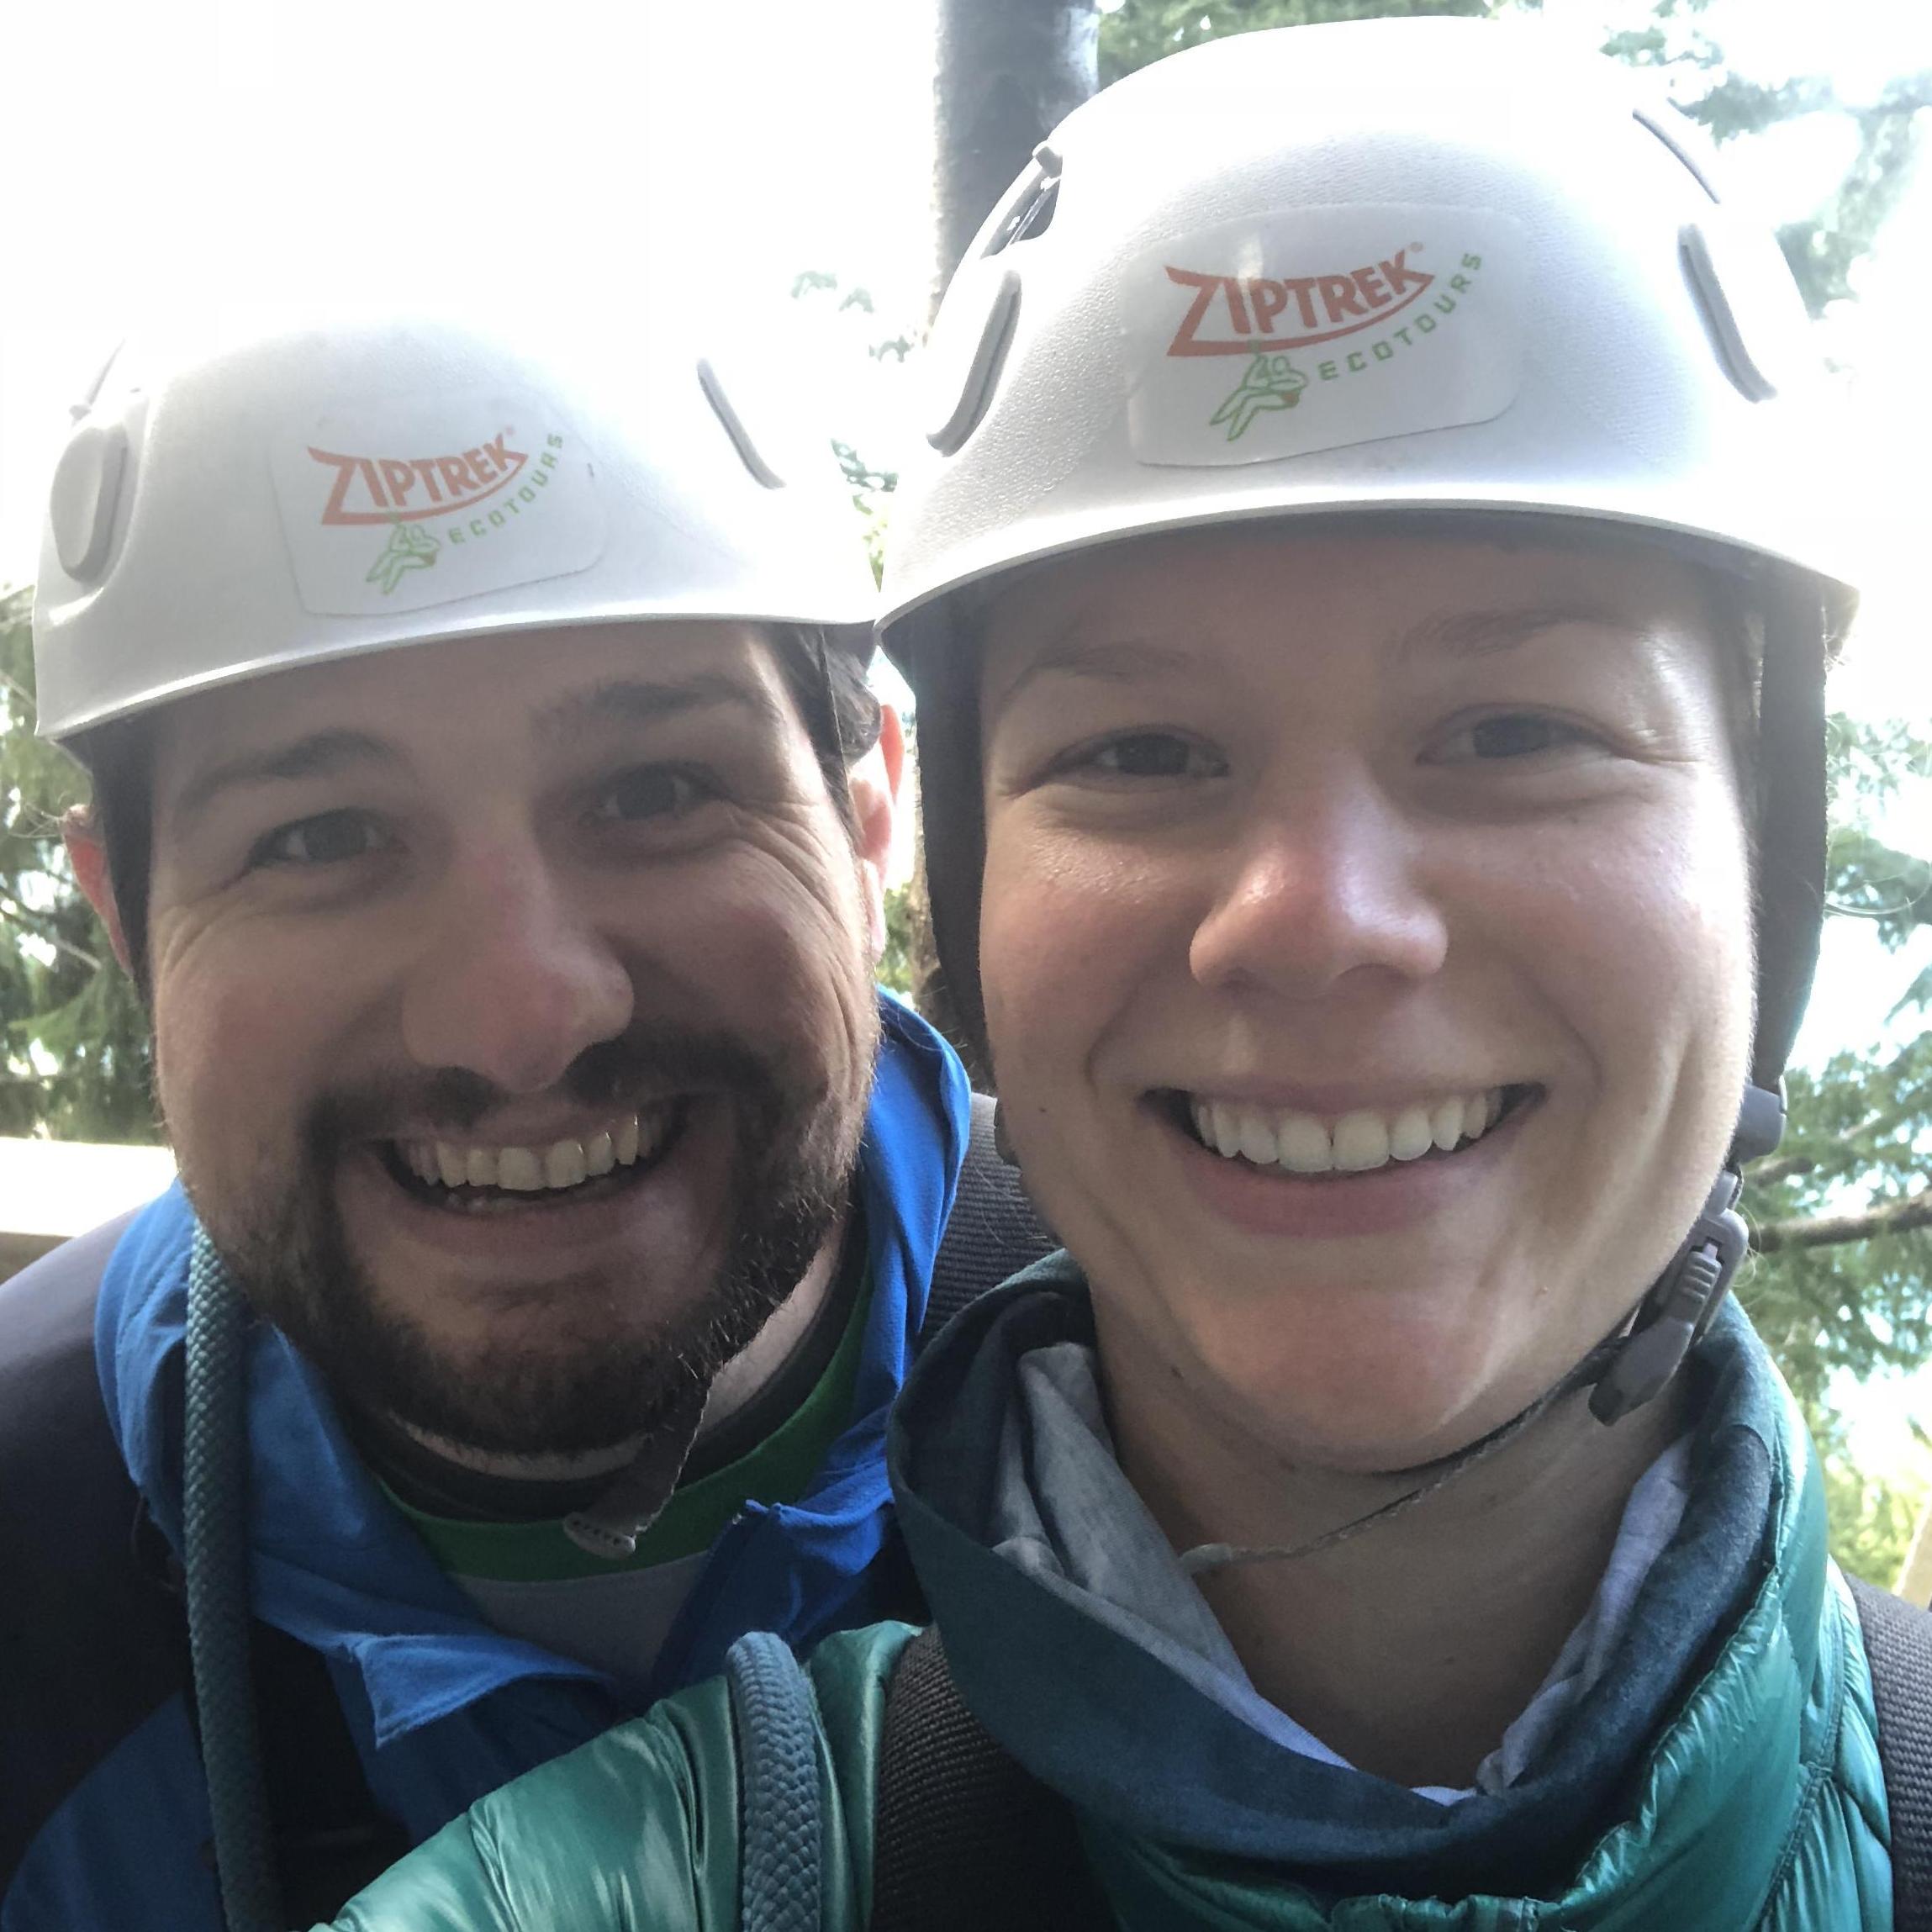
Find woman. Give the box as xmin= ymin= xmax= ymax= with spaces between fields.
xmin=327 ymin=18 xmax=1887 ymax=1928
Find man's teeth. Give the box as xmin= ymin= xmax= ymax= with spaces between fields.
xmin=1188 ymin=1089 xmax=1505 ymax=1175
xmin=400 ymin=1109 xmax=665 ymax=1194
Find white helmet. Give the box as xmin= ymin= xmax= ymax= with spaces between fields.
xmin=881 ymin=14 xmax=1852 ymax=636
xmin=34 ymin=317 xmax=877 ymax=742
xmin=884 ymin=17 xmax=1850 ymax=1090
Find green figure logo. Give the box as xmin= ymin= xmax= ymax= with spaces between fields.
xmin=1211 ymin=351 xmax=1308 ymax=441
xmin=367 ymin=520 xmax=440 ymax=595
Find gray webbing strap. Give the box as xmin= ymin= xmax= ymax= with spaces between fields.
xmin=1850 ymin=1575 xmax=1932 ymax=1930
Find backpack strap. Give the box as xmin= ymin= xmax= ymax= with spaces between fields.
xmin=870 ymin=1625 xmax=1113 ymax=1931
xmin=921 ymin=1094 xmax=1056 ymax=1349
xmin=727 ymin=1630 xmax=824 ymax=1932
xmin=1849 ymin=1574 xmax=1932 ymax=1930
xmin=0 ymin=1213 xmax=187 ymax=1889
xmin=0 ymin=1211 xmax=405 ymax=1921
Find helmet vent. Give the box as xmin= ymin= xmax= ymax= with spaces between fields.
xmin=986 ymin=174 xmax=1059 ymax=256
xmin=697 ymin=359 xmax=785 ymax=489
xmin=926 ymin=269 xmax=1021 ymax=455
xmin=980 ymin=144 xmax=1064 ymax=259
xmin=49 ymin=423 xmax=129 ymax=583
xmin=1634 ymin=106 xmax=1720 ymax=204
xmin=1680 ymin=223 xmax=1778 ymax=402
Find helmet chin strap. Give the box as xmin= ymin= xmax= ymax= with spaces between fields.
xmin=1588 ymin=1080 xmax=1783 ymax=1424
xmin=1180 ymin=1080 xmax=1784 ymax=1579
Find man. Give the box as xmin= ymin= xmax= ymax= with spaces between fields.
xmin=0 ymin=319 xmax=1045 ymax=1931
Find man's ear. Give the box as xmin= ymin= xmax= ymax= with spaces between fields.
xmin=64 ymin=805 xmax=135 ymax=976
xmin=847 ymin=705 xmax=905 ymax=963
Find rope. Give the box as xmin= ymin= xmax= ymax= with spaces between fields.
xmin=183 ymin=1230 xmax=282 ymax=1932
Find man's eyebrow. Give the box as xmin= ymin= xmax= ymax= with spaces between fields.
xmin=1396 ymin=604 xmax=1641 ymax=665
xmin=170 ymin=729 xmax=404 ymax=826
xmin=533 ymin=673 xmax=793 ymax=744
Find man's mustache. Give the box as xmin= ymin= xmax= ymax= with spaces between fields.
xmin=306 ymin=1028 xmax=794 ymax=1147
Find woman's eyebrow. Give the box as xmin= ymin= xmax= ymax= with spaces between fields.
xmin=1396 ymin=603 xmax=1643 ymax=666
xmin=989 ymin=636 xmax=1199 ymax=721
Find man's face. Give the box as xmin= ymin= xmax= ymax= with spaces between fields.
xmin=115 ymin=621 xmax=889 ymax=1457
xmin=976 ymin=527 xmax=1754 ymax=1474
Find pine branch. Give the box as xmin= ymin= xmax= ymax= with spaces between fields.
xmin=0 ymin=900 xmax=101 ymax=973
xmin=1752 ymin=1190 xmax=1932 ymax=1254
xmin=1755 ymin=1062 xmax=1932 ymax=1189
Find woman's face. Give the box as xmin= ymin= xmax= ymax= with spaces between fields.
xmin=977 ymin=526 xmax=1755 ymax=1472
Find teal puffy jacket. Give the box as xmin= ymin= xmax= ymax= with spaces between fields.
xmin=328 ymin=1278 xmax=1892 ymax=1930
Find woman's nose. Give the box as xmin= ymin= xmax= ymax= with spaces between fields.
xmin=399 ymin=842 xmax=635 ymax=1095
xmin=1188 ymin=777 xmax=1449 ymax=1001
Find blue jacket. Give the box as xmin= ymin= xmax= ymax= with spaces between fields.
xmin=0 ymin=993 xmax=971 ymax=1932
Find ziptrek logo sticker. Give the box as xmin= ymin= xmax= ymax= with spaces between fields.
xmin=1123 ymin=205 xmax=1527 ymax=468
xmin=308 ymin=430 xmax=528 ymax=525
xmin=367 ymin=521 xmax=441 ymax=595
xmin=1165 ymin=248 xmax=1434 ymax=357
xmin=271 ymin=389 xmax=607 ymax=618
xmin=1211 ymin=352 xmax=1309 ymax=441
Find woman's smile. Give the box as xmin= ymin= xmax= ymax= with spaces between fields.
xmin=1154 ymin=1081 xmax=1544 ymax=1241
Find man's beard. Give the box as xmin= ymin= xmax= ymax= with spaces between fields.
xmin=197 ymin=1021 xmax=875 ymax=1460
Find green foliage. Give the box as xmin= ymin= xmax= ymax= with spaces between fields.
xmin=1735 ymin=715 xmax=1932 ymax=1415
xmin=1099 ymin=0 xmax=1497 ymax=87
xmin=0 ymin=589 xmax=156 ymax=1143
xmin=791 ymin=272 xmax=905 ymax=585
xmin=1821 ymin=1434 xmax=1926 ymax=1588
xmin=879 ymin=884 xmax=917 ymax=999
xmin=1731 ymin=711 xmax=1932 ymax=1573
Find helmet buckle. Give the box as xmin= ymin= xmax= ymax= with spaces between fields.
xmin=1591 ymin=1170 xmax=1750 ymax=1425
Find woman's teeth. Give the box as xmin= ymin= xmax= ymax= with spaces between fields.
xmin=1187 ymin=1089 xmax=1506 ymax=1175
xmin=396 ymin=1108 xmax=668 ymax=1195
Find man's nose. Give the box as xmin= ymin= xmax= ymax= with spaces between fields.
xmin=399 ymin=842 xmax=634 ymax=1095
xmin=1188 ymin=773 xmax=1449 ymax=1001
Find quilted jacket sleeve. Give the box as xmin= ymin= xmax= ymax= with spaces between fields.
xmin=321 ymin=1623 xmax=915 ymax=1932
xmin=322 ymin=1677 xmax=735 ymax=1932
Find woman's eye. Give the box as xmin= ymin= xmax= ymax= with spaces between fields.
xmin=251 ymin=811 xmax=389 ymax=868
xmin=1068 ymin=732 xmax=1227 ymax=781
xmin=589 ymin=768 xmax=710 ymax=824
xmin=1437 ymin=714 xmax=1592 ymax=763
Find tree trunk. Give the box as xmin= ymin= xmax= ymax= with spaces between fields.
xmin=931 ymin=0 xmax=1100 ymax=319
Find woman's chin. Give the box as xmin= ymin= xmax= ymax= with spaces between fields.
xmin=1190 ymin=1326 xmax=1555 ymax=1477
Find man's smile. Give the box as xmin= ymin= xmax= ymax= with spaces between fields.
xmin=383 ymin=1101 xmax=683 ymax=1212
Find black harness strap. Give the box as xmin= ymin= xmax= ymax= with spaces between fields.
xmin=921 ymin=1094 xmax=1054 ymax=1349
xmin=0 ymin=1214 xmax=184 ymax=1888
xmin=0 ymin=1214 xmax=407 ymax=1920
xmin=871 ymin=1626 xmax=1113 ymax=1932
xmin=1850 ymin=1575 xmax=1932 ymax=1931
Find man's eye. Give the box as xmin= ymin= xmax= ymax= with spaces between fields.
xmin=1437 ymin=714 xmax=1592 ymax=763
xmin=250 ymin=811 xmax=389 ymax=868
xmin=1069 ymin=733 xmax=1227 ymax=781
xmin=589 ymin=768 xmax=710 ymax=824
